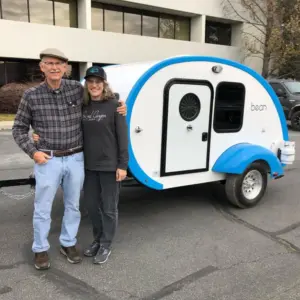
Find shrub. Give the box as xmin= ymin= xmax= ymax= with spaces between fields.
xmin=0 ymin=82 xmax=40 ymax=114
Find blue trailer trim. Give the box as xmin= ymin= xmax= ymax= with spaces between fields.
xmin=212 ymin=143 xmax=284 ymax=177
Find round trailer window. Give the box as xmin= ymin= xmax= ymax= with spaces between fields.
xmin=179 ymin=93 xmax=201 ymax=121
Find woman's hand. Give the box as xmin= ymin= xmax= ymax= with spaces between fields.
xmin=116 ymin=168 xmax=127 ymax=181
xmin=32 ymin=132 xmax=40 ymax=142
xmin=117 ymin=100 xmax=127 ymax=116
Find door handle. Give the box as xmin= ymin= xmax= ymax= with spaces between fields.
xmin=135 ymin=126 xmax=143 ymax=133
xmin=187 ymin=125 xmax=193 ymax=131
xmin=202 ymin=132 xmax=208 ymax=141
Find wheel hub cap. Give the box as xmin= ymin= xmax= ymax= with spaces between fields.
xmin=242 ymin=170 xmax=263 ymax=201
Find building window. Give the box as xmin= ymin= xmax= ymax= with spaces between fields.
xmin=1 ymin=0 xmax=29 ymax=22
xmin=213 ymin=82 xmax=245 ymax=133
xmin=91 ymin=1 xmax=190 ymax=40
xmin=159 ymin=15 xmax=175 ymax=39
xmin=0 ymin=59 xmax=79 ymax=113
xmin=124 ymin=12 xmax=141 ymax=35
xmin=54 ymin=0 xmax=77 ymax=28
xmin=175 ymin=17 xmax=190 ymax=41
xmin=92 ymin=2 xmax=103 ymax=31
xmin=0 ymin=0 xmax=78 ymax=27
xmin=0 ymin=62 xmax=6 ymax=87
xmin=205 ymin=21 xmax=232 ymax=46
xmin=29 ymin=0 xmax=54 ymax=25
xmin=104 ymin=6 xmax=123 ymax=33
xmin=65 ymin=62 xmax=79 ymax=80
xmin=142 ymin=15 xmax=158 ymax=37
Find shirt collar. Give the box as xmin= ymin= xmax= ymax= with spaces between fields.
xmin=42 ymin=79 xmax=66 ymax=93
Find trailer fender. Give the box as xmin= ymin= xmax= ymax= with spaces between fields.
xmin=212 ymin=143 xmax=284 ymax=178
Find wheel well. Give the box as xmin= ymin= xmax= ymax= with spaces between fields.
xmin=224 ymin=160 xmax=270 ymax=178
xmin=249 ymin=159 xmax=270 ymax=173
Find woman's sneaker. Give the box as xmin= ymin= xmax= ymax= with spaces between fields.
xmin=93 ymin=246 xmax=111 ymax=264
xmin=83 ymin=240 xmax=100 ymax=257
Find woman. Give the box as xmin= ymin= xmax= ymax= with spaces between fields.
xmin=33 ymin=66 xmax=128 ymax=264
xmin=81 ymin=66 xmax=128 ymax=264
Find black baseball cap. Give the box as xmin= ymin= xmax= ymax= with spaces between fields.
xmin=84 ymin=66 xmax=107 ymax=81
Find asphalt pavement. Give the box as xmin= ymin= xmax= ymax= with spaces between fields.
xmin=1 ymin=129 xmax=300 ymax=300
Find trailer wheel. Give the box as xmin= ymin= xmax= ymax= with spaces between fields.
xmin=225 ymin=162 xmax=268 ymax=208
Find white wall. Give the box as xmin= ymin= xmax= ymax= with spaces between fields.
xmin=0 ymin=20 xmax=242 ymax=62
xmin=119 ymin=0 xmax=225 ymax=18
xmin=191 ymin=15 xmax=206 ymax=43
xmin=0 ymin=0 xmax=264 ymax=75
xmin=117 ymin=0 xmax=254 ymax=20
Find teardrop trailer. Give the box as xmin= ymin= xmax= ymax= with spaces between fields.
xmin=1 ymin=55 xmax=295 ymax=209
xmin=101 ymin=55 xmax=295 ymax=208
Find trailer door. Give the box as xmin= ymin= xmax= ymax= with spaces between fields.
xmin=160 ymin=79 xmax=213 ymax=176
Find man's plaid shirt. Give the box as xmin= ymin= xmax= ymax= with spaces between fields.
xmin=12 ymin=79 xmax=84 ymax=158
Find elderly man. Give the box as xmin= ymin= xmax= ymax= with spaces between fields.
xmin=12 ymin=48 xmax=126 ymax=270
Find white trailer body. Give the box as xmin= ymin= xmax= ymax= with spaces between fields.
xmin=102 ymin=55 xmax=295 ymax=208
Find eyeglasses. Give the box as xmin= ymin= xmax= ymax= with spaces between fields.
xmin=86 ymin=78 xmax=103 ymax=85
xmin=42 ymin=61 xmax=66 ymax=67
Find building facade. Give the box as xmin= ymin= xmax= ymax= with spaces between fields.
xmin=0 ymin=0 xmax=262 ymax=113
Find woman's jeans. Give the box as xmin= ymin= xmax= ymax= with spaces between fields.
xmin=32 ymin=152 xmax=85 ymax=253
xmin=83 ymin=170 xmax=120 ymax=249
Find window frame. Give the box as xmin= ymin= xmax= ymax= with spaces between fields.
xmin=213 ymin=81 xmax=246 ymax=133
xmin=205 ymin=20 xmax=232 ymax=46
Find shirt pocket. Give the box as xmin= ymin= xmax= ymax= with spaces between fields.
xmin=65 ymin=97 xmax=82 ymax=119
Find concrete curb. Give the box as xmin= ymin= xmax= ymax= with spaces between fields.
xmin=0 ymin=128 xmax=12 ymax=131
xmin=0 ymin=121 xmax=13 ymax=131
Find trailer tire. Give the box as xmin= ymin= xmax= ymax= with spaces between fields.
xmin=225 ymin=162 xmax=268 ymax=208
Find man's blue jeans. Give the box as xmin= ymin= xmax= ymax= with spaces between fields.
xmin=32 ymin=152 xmax=84 ymax=253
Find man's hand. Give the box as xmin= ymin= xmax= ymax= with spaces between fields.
xmin=116 ymin=168 xmax=127 ymax=181
xmin=33 ymin=151 xmax=50 ymax=164
xmin=117 ymin=100 xmax=127 ymax=116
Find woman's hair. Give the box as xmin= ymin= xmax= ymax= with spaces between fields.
xmin=83 ymin=79 xmax=115 ymax=105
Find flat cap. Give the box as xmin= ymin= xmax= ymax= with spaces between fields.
xmin=39 ymin=48 xmax=68 ymax=62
